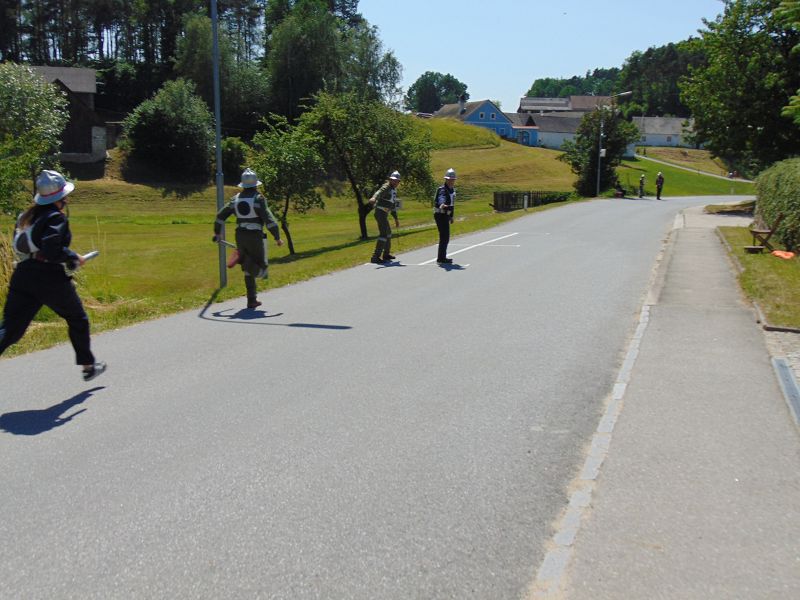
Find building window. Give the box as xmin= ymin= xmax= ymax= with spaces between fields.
xmin=666 ymin=136 xmax=672 ymax=142
xmin=491 ymin=113 xmax=496 ymax=120
xmin=479 ymin=112 xmax=485 ymax=119
xmin=499 ymin=128 xmax=505 ymax=136
xmin=640 ymin=136 xmax=646 ymax=142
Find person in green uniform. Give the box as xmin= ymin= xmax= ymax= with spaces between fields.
xmin=213 ymin=168 xmax=283 ymax=309
xmin=369 ymin=171 xmax=401 ymax=264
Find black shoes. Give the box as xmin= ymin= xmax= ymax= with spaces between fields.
xmin=247 ymin=300 xmax=262 ymax=309
xmin=382 ymin=254 xmax=396 ymax=261
xmin=82 ymin=361 xmax=107 ymax=382
xmin=437 ymin=258 xmax=453 ymax=264
xmin=370 ymin=256 xmax=386 ymax=264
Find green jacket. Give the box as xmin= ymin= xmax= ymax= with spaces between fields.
xmin=214 ymin=191 xmax=281 ymax=241
xmin=370 ymin=182 xmax=399 ymax=218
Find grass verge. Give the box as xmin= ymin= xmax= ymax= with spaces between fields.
xmin=718 ymin=226 xmax=800 ymax=328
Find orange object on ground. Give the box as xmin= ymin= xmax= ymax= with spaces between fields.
xmin=771 ymin=250 xmax=796 ymax=259
xmin=226 ymin=248 xmax=241 ymax=268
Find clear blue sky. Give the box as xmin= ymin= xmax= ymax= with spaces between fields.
xmin=359 ymin=0 xmax=726 ymax=111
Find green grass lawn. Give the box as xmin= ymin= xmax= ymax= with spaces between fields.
xmin=718 ymin=227 xmax=800 ymax=329
xmin=637 ymin=147 xmax=731 ymax=177
xmin=617 ymin=157 xmax=755 ymax=197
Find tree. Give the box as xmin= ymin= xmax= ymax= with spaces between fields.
xmin=777 ymin=0 xmax=800 ymax=125
xmin=404 ymin=71 xmax=469 ymax=113
xmin=264 ymin=0 xmax=344 ymax=120
xmin=680 ymin=0 xmax=800 ymax=174
xmin=341 ymin=21 xmax=402 ymax=106
xmin=616 ymin=40 xmax=706 ymax=119
xmin=525 ymin=69 xmax=620 ymax=98
xmin=0 ymin=62 xmax=69 ymax=198
xmin=299 ymin=91 xmax=434 ymax=239
xmin=559 ymin=107 xmax=640 ymax=197
xmin=122 ymin=78 xmax=214 ymax=180
xmin=249 ymin=116 xmax=325 ymax=254
xmin=174 ymin=13 xmax=269 ymax=138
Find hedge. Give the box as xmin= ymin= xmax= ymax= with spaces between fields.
xmin=755 ymin=158 xmax=800 ymax=251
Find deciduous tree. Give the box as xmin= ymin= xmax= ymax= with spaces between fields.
xmin=680 ymin=0 xmax=800 ymax=173
xmin=300 ymin=91 xmax=433 ymax=239
xmin=249 ymin=116 xmax=325 ymax=254
xmin=559 ymin=107 xmax=639 ymax=197
xmin=404 ymin=71 xmax=469 ymax=113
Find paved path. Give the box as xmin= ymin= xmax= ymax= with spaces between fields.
xmin=532 ymin=207 xmax=800 ymax=599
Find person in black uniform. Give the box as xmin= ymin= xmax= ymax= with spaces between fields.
xmin=0 ymin=170 xmax=106 ymax=381
xmin=434 ymin=168 xmax=457 ymax=264
xmin=213 ymin=168 xmax=283 ymax=308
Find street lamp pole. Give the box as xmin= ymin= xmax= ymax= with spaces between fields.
xmin=596 ymin=91 xmax=632 ymax=197
xmin=211 ymin=0 xmax=227 ymax=288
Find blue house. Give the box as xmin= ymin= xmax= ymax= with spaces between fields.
xmin=434 ymin=99 xmax=539 ymax=146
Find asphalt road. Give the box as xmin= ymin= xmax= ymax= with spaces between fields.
xmin=0 ymin=196 xmax=739 ymax=599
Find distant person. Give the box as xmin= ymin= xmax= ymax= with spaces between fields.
xmin=639 ymin=174 xmax=645 ymax=198
xmin=213 ymin=168 xmax=283 ymax=309
xmin=0 ymin=170 xmax=106 ymax=381
xmin=656 ymin=172 xmax=665 ymax=200
xmin=368 ymin=171 xmax=401 ymax=264
xmin=434 ymin=168 xmax=457 ymax=264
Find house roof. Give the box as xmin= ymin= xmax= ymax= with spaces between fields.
xmin=530 ymin=114 xmax=583 ymax=134
xmin=518 ymin=97 xmax=571 ymax=112
xmin=518 ymin=95 xmax=613 ymax=113
xmin=435 ymin=99 xmax=503 ymax=120
xmin=30 ymin=66 xmax=97 ymax=94
xmin=504 ymin=112 xmax=536 ymax=127
xmin=568 ymin=95 xmax=611 ymax=111
xmin=632 ymin=116 xmax=693 ymax=135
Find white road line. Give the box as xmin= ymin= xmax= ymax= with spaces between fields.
xmin=417 ymin=232 xmax=519 ymax=265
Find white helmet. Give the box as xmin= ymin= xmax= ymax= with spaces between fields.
xmin=389 ymin=170 xmax=401 ymax=180
xmin=238 ymin=168 xmax=262 ymax=188
xmin=444 ymin=168 xmax=456 ymax=180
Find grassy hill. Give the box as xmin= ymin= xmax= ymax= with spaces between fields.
xmin=0 ymin=120 xmax=757 ymax=356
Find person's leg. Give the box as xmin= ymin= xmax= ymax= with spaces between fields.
xmin=42 ymin=277 xmax=94 ymax=366
xmin=435 ymin=213 xmax=450 ymax=262
xmin=236 ymin=230 xmax=265 ymax=306
xmin=372 ymin=211 xmax=389 ymax=262
xmin=0 ymin=284 xmax=42 ymax=356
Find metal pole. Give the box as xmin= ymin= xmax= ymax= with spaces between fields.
xmin=211 ymin=0 xmax=227 ymax=288
xmin=596 ymin=111 xmax=603 ymax=197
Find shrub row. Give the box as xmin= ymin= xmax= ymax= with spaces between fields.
xmin=755 ymin=158 xmax=800 ymax=250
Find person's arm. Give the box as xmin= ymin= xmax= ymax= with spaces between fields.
xmin=255 ymin=196 xmax=283 ymax=244
xmin=213 ymin=202 xmax=234 ymax=238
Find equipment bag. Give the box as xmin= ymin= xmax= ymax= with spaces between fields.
xmin=12 ymin=216 xmax=41 ymax=261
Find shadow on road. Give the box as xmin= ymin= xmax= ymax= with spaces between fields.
xmin=198 ymin=289 xmax=352 ymax=331
xmin=0 ymin=387 xmax=105 ymax=436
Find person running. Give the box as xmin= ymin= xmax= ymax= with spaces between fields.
xmin=213 ymin=168 xmax=283 ymax=309
xmin=434 ymin=168 xmax=457 ymax=264
xmin=0 ymin=170 xmax=106 ymax=381
xmin=368 ymin=171 xmax=401 ymax=264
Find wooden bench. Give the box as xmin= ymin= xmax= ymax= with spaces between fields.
xmin=749 ymin=212 xmax=785 ymax=252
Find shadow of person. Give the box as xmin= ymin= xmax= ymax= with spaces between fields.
xmin=0 ymin=387 xmax=105 ymax=436
xmin=438 ymin=263 xmax=467 ymax=271
xmin=211 ymin=308 xmax=284 ymax=320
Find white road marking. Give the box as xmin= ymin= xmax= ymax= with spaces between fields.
xmin=417 ymin=232 xmax=519 ymax=265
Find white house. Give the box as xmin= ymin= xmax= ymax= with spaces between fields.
xmin=632 ymin=116 xmax=697 ymax=147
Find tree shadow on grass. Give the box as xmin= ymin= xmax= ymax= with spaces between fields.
xmin=0 ymin=387 xmax=105 ymax=436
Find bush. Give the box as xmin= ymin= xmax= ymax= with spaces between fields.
xmin=123 ymin=79 xmax=214 ymax=181
xmin=755 ymin=158 xmax=800 ymax=250
xmin=221 ymin=137 xmax=249 ymax=184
